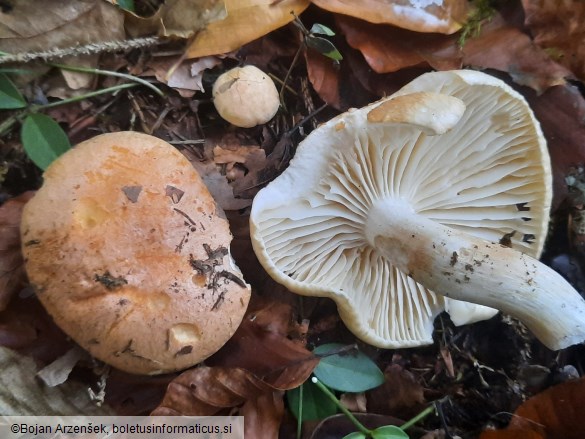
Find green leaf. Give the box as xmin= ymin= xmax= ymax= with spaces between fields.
xmin=371 ymin=425 xmax=409 ymax=439
xmin=287 ymin=380 xmax=337 ymax=421
xmin=116 ymin=0 xmax=135 ymax=11
xmin=343 ymin=432 xmax=367 ymax=439
xmin=310 ymin=23 xmax=336 ymax=36
xmin=313 ymin=343 xmax=384 ymax=393
xmin=0 ymin=73 xmax=26 ymax=109
xmin=306 ymin=36 xmax=343 ymax=61
xmin=21 ymin=114 xmax=71 ymax=170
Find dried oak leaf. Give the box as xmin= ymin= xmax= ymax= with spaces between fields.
xmin=522 ymin=0 xmax=585 ymax=81
xmin=311 ymin=0 xmax=469 ymax=34
xmin=479 ymin=376 xmax=585 ymax=439
xmin=185 ymin=0 xmax=310 ymax=59
xmin=0 ymin=192 xmax=34 ymax=312
xmin=125 ymin=0 xmax=227 ymax=38
xmin=462 ymin=12 xmax=571 ymax=93
xmin=153 ymin=302 xmax=318 ymax=438
xmin=335 ymin=15 xmax=461 ymax=74
xmin=207 ymin=306 xmax=317 ymax=387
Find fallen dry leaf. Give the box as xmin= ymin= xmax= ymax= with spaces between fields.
xmin=311 ymin=0 xmax=469 ymax=34
xmin=0 ymin=192 xmax=34 ymax=312
xmin=522 ymin=0 xmax=585 ymax=81
xmin=479 ymin=376 xmax=585 ymax=439
xmin=241 ymin=391 xmax=285 ymax=439
xmin=186 ymin=0 xmax=310 ymax=58
xmin=0 ymin=0 xmax=124 ymax=55
xmin=125 ymin=0 xmax=227 ymax=38
xmin=522 ymin=83 xmax=585 ymax=211
xmin=206 ymin=302 xmax=319 ymax=384
xmin=152 ymin=301 xmax=317 ymax=436
xmin=461 ymin=12 xmax=571 ymax=93
xmin=305 ymin=47 xmax=342 ymax=108
xmin=145 ymin=56 xmax=221 ymax=97
xmin=336 ymin=15 xmax=461 ymax=74
xmin=367 ymin=363 xmax=426 ymax=420
xmin=0 ymin=293 xmax=71 ymax=365
xmin=184 ymin=151 xmax=252 ymax=210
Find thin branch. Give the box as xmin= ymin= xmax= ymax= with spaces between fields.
xmin=0 ymin=37 xmax=162 ymax=65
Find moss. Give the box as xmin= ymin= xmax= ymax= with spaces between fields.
xmin=458 ymin=0 xmax=501 ymax=47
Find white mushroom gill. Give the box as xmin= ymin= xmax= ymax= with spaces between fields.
xmin=250 ymin=70 xmax=585 ymax=350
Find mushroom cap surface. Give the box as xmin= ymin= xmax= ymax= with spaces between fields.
xmin=212 ymin=65 xmax=280 ymax=128
xmin=21 ymin=132 xmax=251 ymax=374
xmin=311 ymin=0 xmax=469 ymax=34
xmin=250 ymin=70 xmax=551 ymax=348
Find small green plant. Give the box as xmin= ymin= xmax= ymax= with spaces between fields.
xmin=0 ymin=56 xmax=163 ymax=170
xmin=279 ymin=15 xmax=342 ymax=105
xmin=458 ymin=0 xmax=501 ymax=47
xmin=288 ymin=343 xmax=435 ymax=439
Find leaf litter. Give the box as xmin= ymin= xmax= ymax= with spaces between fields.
xmin=1 ymin=0 xmax=585 ymax=438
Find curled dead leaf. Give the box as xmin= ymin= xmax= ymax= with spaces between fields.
xmin=152 ymin=302 xmax=317 ymax=436
xmin=479 ymin=376 xmax=585 ymax=439
xmin=186 ymin=0 xmax=310 ymax=59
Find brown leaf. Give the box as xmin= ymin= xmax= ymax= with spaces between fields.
xmin=311 ymin=0 xmax=469 ymax=34
xmin=0 ymin=293 xmax=70 ymax=365
xmin=367 ymin=364 xmax=425 ymax=420
xmin=125 ymin=0 xmax=227 ymax=38
xmin=305 ymin=47 xmax=342 ymax=108
xmin=479 ymin=376 xmax=585 ymax=439
xmin=186 ymin=0 xmax=310 ymax=58
xmin=241 ymin=391 xmax=284 ymax=439
xmin=522 ymin=0 xmax=585 ymax=81
xmin=462 ymin=13 xmax=571 ymax=93
xmin=0 ymin=0 xmax=124 ymax=55
xmin=336 ymin=15 xmax=461 ymax=74
xmin=151 ymin=366 xmax=272 ymax=415
xmin=152 ymin=300 xmax=317 ymax=436
xmin=522 ymin=83 xmax=585 ymax=211
xmin=0 ymin=192 xmax=34 ymax=312
xmin=207 ymin=302 xmax=318 ymax=388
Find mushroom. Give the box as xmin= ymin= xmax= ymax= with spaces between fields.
xmin=212 ymin=65 xmax=280 ymax=128
xmin=250 ymin=70 xmax=585 ymax=351
xmin=21 ymin=132 xmax=251 ymax=375
xmin=311 ymin=0 xmax=469 ymax=34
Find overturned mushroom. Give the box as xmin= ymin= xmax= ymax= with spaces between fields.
xmin=212 ymin=65 xmax=280 ymax=128
xmin=250 ymin=70 xmax=585 ymax=351
xmin=21 ymin=132 xmax=251 ymax=375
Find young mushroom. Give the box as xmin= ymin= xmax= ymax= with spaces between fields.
xmin=250 ymin=70 xmax=585 ymax=351
xmin=212 ymin=65 xmax=280 ymax=128
xmin=21 ymin=132 xmax=251 ymax=375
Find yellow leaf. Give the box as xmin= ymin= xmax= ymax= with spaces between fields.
xmin=186 ymin=0 xmax=310 ymax=59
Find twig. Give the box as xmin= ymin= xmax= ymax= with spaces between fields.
xmin=0 ymin=37 xmax=162 ymax=65
xmin=0 ymin=83 xmax=138 ymax=137
xmin=49 ymin=63 xmax=164 ymax=97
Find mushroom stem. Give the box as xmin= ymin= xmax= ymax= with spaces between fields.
xmin=365 ymin=199 xmax=585 ymax=350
